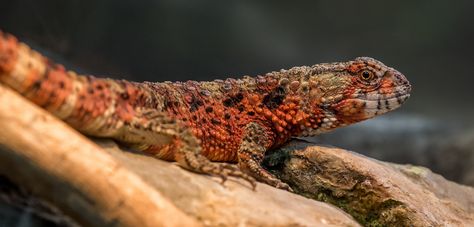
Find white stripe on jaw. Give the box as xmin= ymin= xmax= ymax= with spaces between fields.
xmin=365 ymin=99 xmax=379 ymax=109
xmin=362 ymin=94 xmax=409 ymax=116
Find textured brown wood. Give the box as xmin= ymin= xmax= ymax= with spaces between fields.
xmin=0 ymin=84 xmax=199 ymax=227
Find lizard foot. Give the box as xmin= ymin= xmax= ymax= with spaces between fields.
xmin=201 ymin=162 xmax=257 ymax=189
xmin=238 ymin=122 xmax=293 ymax=192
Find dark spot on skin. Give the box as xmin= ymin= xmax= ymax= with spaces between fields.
xmin=121 ymin=93 xmax=129 ymax=100
xmin=304 ymin=73 xmax=310 ymax=81
xmin=58 ymin=81 xmax=65 ymax=89
xmin=236 ymin=93 xmax=244 ymax=100
xmin=31 ymin=80 xmax=42 ymax=90
xmin=189 ymin=96 xmax=204 ymax=112
xmin=234 ymin=94 xmax=244 ymax=103
xmin=96 ymin=84 xmax=103 ymax=90
xmin=138 ymin=93 xmax=146 ymax=101
xmin=262 ymin=86 xmax=286 ymax=109
xmin=223 ymin=93 xmax=244 ymax=108
xmin=202 ymin=119 xmax=207 ymax=123
xmin=247 ymin=111 xmax=255 ymax=116
xmin=211 ymin=119 xmax=221 ymax=125
xmin=396 ymin=97 xmax=402 ymax=105
xmin=224 ymin=113 xmax=231 ymax=119
xmin=164 ymin=100 xmax=172 ymax=110
xmin=238 ymin=105 xmax=245 ymax=112
xmin=205 ymin=106 xmax=213 ymax=113
xmin=223 ymin=98 xmax=233 ymax=107
xmin=182 ymin=118 xmax=187 ymax=121
xmin=189 ymin=105 xmax=198 ymax=112
xmin=192 ymin=115 xmax=198 ymax=121
xmin=88 ymin=88 xmax=94 ymax=94
xmin=30 ymin=67 xmax=51 ymax=90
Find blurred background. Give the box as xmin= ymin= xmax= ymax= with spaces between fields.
xmin=1 ymin=0 xmax=473 ymax=225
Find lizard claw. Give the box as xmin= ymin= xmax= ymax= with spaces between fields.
xmin=275 ymin=182 xmax=293 ymax=192
xmin=201 ymin=162 xmax=256 ymax=189
xmin=219 ymin=163 xmax=257 ymax=189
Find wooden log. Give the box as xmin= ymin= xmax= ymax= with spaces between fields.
xmin=0 ymin=84 xmax=199 ymax=227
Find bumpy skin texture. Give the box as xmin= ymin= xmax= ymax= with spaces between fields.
xmin=0 ymin=31 xmax=411 ymax=191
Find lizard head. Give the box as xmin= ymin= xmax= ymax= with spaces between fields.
xmin=304 ymin=57 xmax=411 ymax=134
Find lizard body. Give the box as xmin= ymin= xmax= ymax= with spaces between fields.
xmin=0 ymin=31 xmax=411 ymax=190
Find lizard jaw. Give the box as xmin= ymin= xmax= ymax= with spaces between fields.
xmin=357 ymin=92 xmax=411 ymax=118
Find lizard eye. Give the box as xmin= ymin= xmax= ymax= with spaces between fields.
xmin=359 ymin=70 xmax=374 ymax=81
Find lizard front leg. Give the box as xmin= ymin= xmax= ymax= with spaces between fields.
xmin=116 ymin=109 xmax=256 ymax=188
xmin=238 ymin=122 xmax=293 ymax=192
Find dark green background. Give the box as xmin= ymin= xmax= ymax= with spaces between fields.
xmin=2 ymin=0 xmax=474 ymax=121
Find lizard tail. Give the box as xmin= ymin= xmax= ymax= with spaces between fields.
xmin=0 ymin=31 xmax=80 ymax=116
xmin=0 ymin=30 xmax=142 ymax=136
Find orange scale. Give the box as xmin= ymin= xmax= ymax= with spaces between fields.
xmin=208 ymin=146 xmax=215 ymax=152
xmin=276 ymin=110 xmax=285 ymax=117
xmin=295 ymin=115 xmax=304 ymax=122
xmin=264 ymin=109 xmax=273 ymax=118
xmin=249 ymin=94 xmax=260 ymax=104
xmin=195 ymin=129 xmax=204 ymax=137
xmin=271 ymin=116 xmax=279 ymax=123
xmin=216 ymin=109 xmax=225 ymax=116
xmin=214 ymin=133 xmax=223 ymax=140
xmin=276 ymin=125 xmax=284 ymax=133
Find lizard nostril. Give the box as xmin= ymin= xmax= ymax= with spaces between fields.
xmin=385 ymin=69 xmax=411 ymax=94
xmin=391 ymin=71 xmax=411 ymax=90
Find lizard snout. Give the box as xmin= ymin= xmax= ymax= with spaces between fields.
xmin=386 ymin=69 xmax=412 ymax=96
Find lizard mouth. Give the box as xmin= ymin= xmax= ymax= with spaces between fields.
xmin=361 ymin=93 xmax=410 ymax=111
